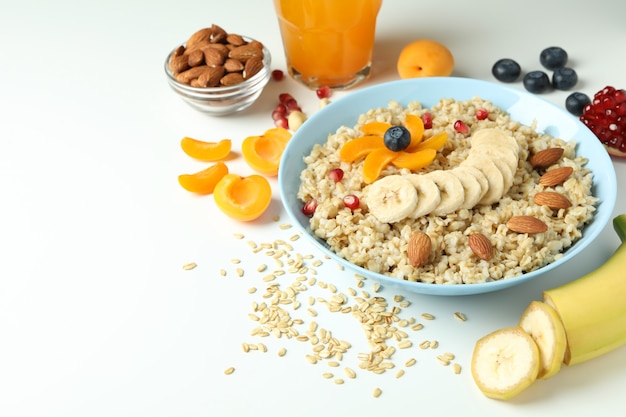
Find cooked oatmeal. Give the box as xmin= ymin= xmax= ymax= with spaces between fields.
xmin=297 ymin=97 xmax=597 ymax=284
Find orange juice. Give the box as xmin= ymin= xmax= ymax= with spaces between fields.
xmin=273 ymin=0 xmax=382 ymax=89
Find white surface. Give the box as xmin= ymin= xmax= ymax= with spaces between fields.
xmin=1 ymin=1 xmax=625 ymax=416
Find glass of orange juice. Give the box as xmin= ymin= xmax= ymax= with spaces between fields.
xmin=273 ymin=0 xmax=382 ymax=90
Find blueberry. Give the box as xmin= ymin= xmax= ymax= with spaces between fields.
xmin=540 ymin=46 xmax=568 ymax=71
xmin=383 ymin=125 xmax=411 ymax=152
xmin=523 ymin=71 xmax=551 ymax=93
xmin=565 ymin=92 xmax=591 ymax=116
xmin=552 ymin=67 xmax=578 ymax=90
xmin=492 ymin=58 xmax=521 ymax=83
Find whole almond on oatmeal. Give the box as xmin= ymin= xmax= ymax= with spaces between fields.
xmin=533 ymin=191 xmax=572 ymax=209
xmin=506 ymin=216 xmax=548 ymax=234
xmin=408 ymin=232 xmax=431 ymax=268
xmin=539 ymin=166 xmax=573 ymax=186
xmin=468 ymin=233 xmax=494 ymax=261
xmin=530 ymin=147 xmax=564 ymax=169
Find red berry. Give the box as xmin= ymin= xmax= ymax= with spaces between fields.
xmin=453 ymin=119 xmax=469 ymax=135
xmin=343 ymin=195 xmax=360 ymax=210
xmin=302 ymin=199 xmax=318 ymax=216
xmin=421 ymin=112 xmax=433 ymax=129
xmin=285 ymin=98 xmax=300 ymax=113
xmin=580 ymin=86 xmax=626 ymax=157
xmin=328 ymin=168 xmax=344 ymax=183
xmin=279 ymin=93 xmax=294 ymax=104
xmin=316 ymin=85 xmax=331 ymax=99
xmin=272 ymin=69 xmax=284 ymax=81
xmin=475 ymin=108 xmax=489 ymax=120
xmin=274 ymin=117 xmax=289 ymax=129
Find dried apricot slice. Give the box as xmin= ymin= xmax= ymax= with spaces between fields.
xmin=391 ymin=148 xmax=437 ymax=170
xmin=413 ymin=131 xmax=448 ymax=152
xmin=213 ymin=174 xmax=272 ymax=222
xmin=181 ymin=137 xmax=232 ymax=161
xmin=339 ymin=135 xmax=385 ymax=163
xmin=404 ymin=114 xmax=425 ymax=151
xmin=178 ymin=161 xmax=229 ymax=194
xmin=362 ymin=148 xmax=398 ymax=184
xmin=242 ymin=128 xmax=292 ymax=176
xmin=361 ymin=121 xmax=392 ymax=136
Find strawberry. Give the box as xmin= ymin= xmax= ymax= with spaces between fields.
xmin=579 ymin=86 xmax=626 ymax=157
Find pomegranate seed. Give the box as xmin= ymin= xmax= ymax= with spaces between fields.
xmin=279 ymin=93 xmax=294 ymax=104
xmin=454 ymin=119 xmax=469 ymax=135
xmin=580 ymin=85 xmax=626 ymax=156
xmin=421 ymin=112 xmax=433 ymax=129
xmin=302 ymin=199 xmax=318 ymax=216
xmin=272 ymin=109 xmax=285 ymax=121
xmin=316 ymin=85 xmax=331 ymax=99
xmin=272 ymin=69 xmax=284 ymax=81
xmin=328 ymin=168 xmax=344 ymax=183
xmin=285 ymin=98 xmax=300 ymax=113
xmin=475 ymin=108 xmax=489 ymax=120
xmin=274 ymin=117 xmax=289 ymax=129
xmin=343 ymin=195 xmax=360 ymax=210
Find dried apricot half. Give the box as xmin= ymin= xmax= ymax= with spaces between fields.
xmin=178 ymin=161 xmax=229 ymax=194
xmin=181 ymin=137 xmax=232 ymax=161
xmin=213 ymin=174 xmax=272 ymax=221
xmin=242 ymin=127 xmax=292 ymax=176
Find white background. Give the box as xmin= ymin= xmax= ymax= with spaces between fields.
xmin=1 ymin=0 xmax=625 ymax=416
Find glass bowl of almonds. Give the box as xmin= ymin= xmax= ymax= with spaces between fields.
xmin=164 ymin=25 xmax=271 ymax=116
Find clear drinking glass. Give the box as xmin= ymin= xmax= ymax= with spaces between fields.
xmin=273 ymin=0 xmax=382 ymax=90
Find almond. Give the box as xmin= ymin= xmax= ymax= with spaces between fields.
xmin=224 ymin=58 xmax=244 ymax=73
xmin=175 ymin=65 xmax=211 ymax=84
xmin=533 ymin=191 xmax=572 ymax=209
xmin=243 ymin=56 xmax=263 ymax=79
xmin=169 ymin=54 xmax=190 ymax=74
xmin=229 ymin=44 xmax=263 ymax=62
xmin=408 ymin=232 xmax=431 ymax=268
xmin=220 ymin=72 xmax=245 ymax=86
xmin=187 ymin=49 xmax=205 ymax=67
xmin=506 ymin=216 xmax=548 ymax=234
xmin=468 ymin=233 xmax=494 ymax=261
xmin=196 ymin=66 xmax=225 ymax=88
xmin=186 ymin=27 xmax=212 ymax=49
xmin=538 ymin=166 xmax=573 ymax=186
xmin=226 ymin=33 xmax=246 ymax=46
xmin=530 ymin=147 xmax=564 ymax=169
xmin=203 ymin=48 xmax=226 ymax=67
xmin=210 ymin=24 xmax=228 ymax=43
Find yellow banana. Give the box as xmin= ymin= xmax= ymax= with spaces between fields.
xmin=543 ymin=213 xmax=626 ymax=365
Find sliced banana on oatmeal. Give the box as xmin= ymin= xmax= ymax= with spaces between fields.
xmin=450 ymin=167 xmax=486 ymax=209
xmin=462 ymin=154 xmax=505 ymax=206
xmin=471 ymin=128 xmax=520 ymax=174
xmin=422 ymin=170 xmax=465 ymax=216
xmin=406 ymin=174 xmax=441 ymax=218
xmin=366 ymin=175 xmax=419 ymax=223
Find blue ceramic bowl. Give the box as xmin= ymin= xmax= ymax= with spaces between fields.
xmin=278 ymin=77 xmax=617 ymax=296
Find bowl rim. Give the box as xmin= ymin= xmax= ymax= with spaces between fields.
xmin=163 ymin=36 xmax=271 ymax=95
xmin=278 ymin=77 xmax=618 ymax=296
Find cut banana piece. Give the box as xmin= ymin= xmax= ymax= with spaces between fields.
xmin=471 ymin=326 xmax=540 ymax=400
xmin=450 ymin=167 xmax=485 ymax=209
xmin=471 ymin=128 xmax=520 ymax=175
xmin=462 ymin=155 xmax=504 ymax=206
xmin=519 ymin=301 xmax=567 ymax=380
xmin=422 ymin=171 xmax=465 ymax=216
xmin=459 ymin=165 xmax=489 ymax=200
xmin=366 ymin=175 xmax=419 ymax=223
xmin=406 ymin=174 xmax=441 ymax=218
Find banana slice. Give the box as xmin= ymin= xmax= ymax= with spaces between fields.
xmin=471 ymin=128 xmax=520 ymax=174
xmin=474 ymin=144 xmax=519 ymax=177
xmin=406 ymin=174 xmax=441 ymax=218
xmin=462 ymin=155 xmax=504 ymax=206
xmin=422 ymin=171 xmax=465 ymax=216
xmin=471 ymin=326 xmax=541 ymax=400
xmin=519 ymin=301 xmax=567 ymax=380
xmin=450 ymin=167 xmax=485 ymax=209
xmin=490 ymin=156 xmax=515 ymax=192
xmin=366 ymin=175 xmax=419 ymax=223
xmin=459 ymin=165 xmax=489 ymax=200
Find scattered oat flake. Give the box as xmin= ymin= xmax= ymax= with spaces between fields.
xmin=454 ymin=312 xmax=467 ymax=321
xmin=232 ymin=233 xmax=244 ymax=239
xmin=224 ymin=367 xmax=235 ymax=375
xmin=182 ymin=262 xmax=197 ymax=270
xmin=373 ymin=387 xmax=382 ymax=398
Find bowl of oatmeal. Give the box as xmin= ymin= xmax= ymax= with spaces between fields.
xmin=278 ymin=77 xmax=617 ymax=296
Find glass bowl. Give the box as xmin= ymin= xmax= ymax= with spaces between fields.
xmin=164 ymin=38 xmax=271 ymax=116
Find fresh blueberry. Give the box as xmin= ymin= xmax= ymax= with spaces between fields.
xmin=565 ymin=92 xmax=591 ymax=116
xmin=383 ymin=125 xmax=411 ymax=152
xmin=492 ymin=58 xmax=522 ymax=83
xmin=540 ymin=47 xmax=568 ymax=71
xmin=552 ymin=67 xmax=578 ymax=90
xmin=523 ymin=71 xmax=551 ymax=93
